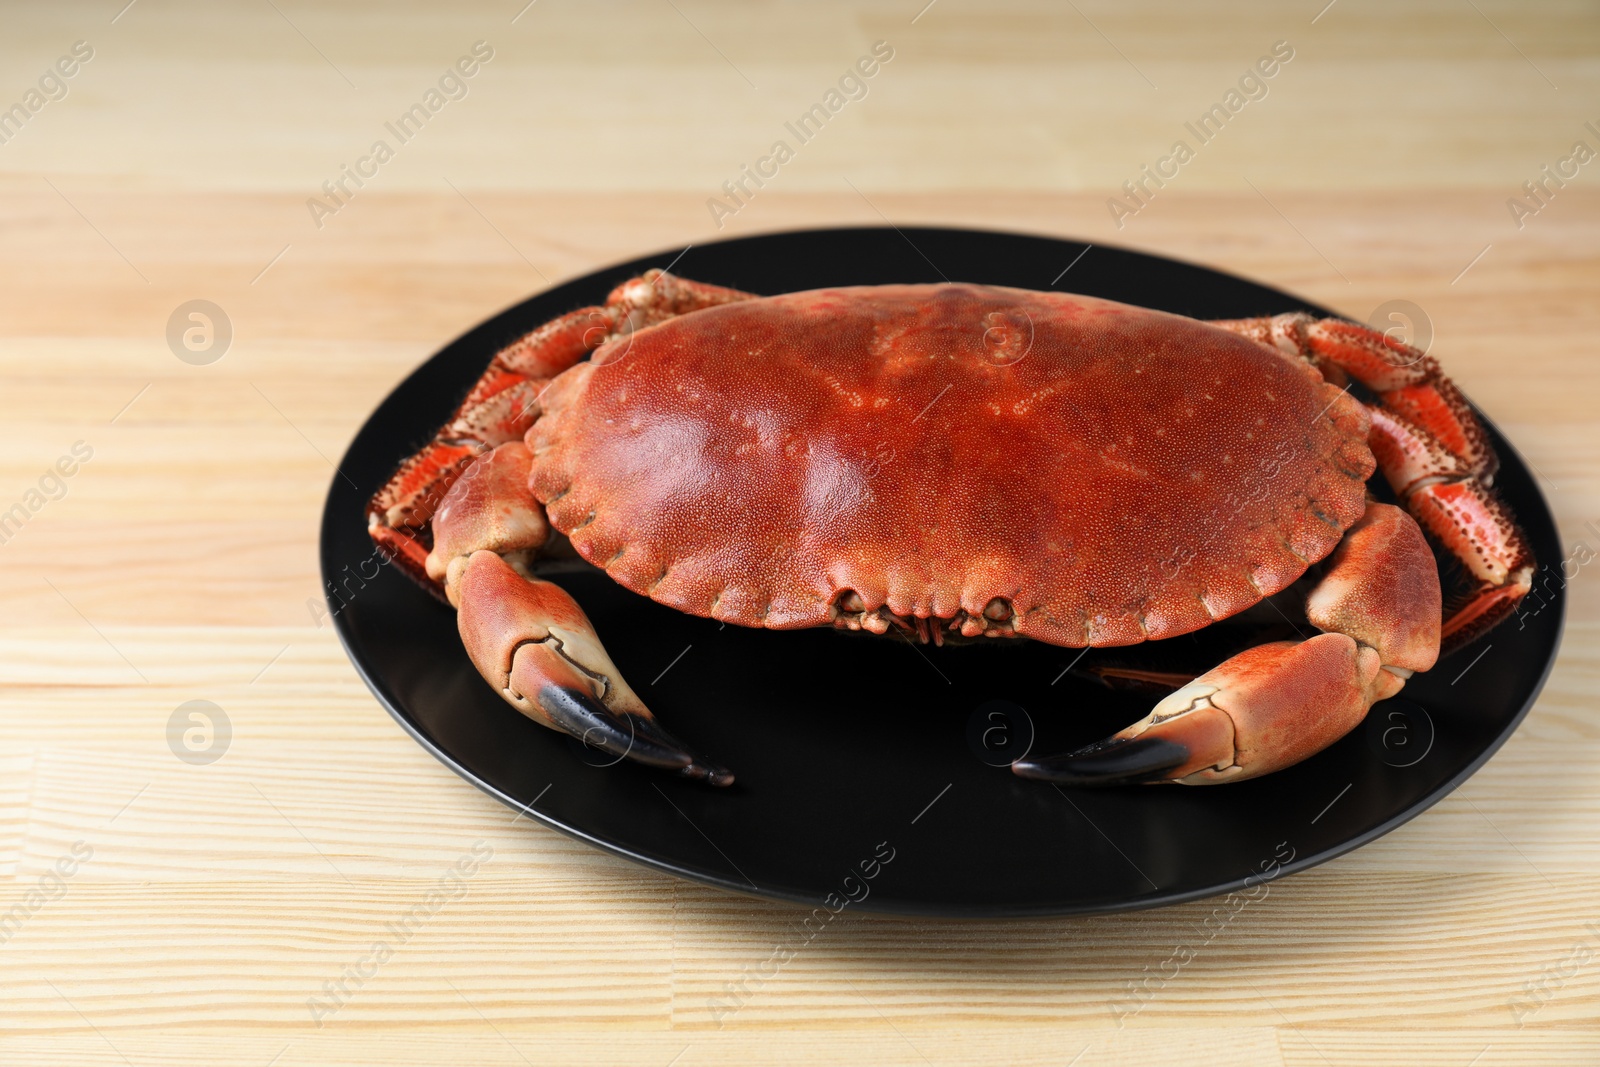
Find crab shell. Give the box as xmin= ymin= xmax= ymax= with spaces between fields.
xmin=527 ymin=283 xmax=1376 ymax=647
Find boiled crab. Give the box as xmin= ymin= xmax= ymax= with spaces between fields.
xmin=368 ymin=271 xmax=1533 ymax=787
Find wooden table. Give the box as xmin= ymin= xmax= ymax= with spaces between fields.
xmin=1 ymin=2 xmax=1596 ymax=1063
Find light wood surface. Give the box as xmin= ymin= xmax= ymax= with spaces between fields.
xmin=2 ymin=2 xmax=1598 ymax=1064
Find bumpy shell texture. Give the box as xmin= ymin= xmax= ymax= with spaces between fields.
xmin=528 ymin=283 xmax=1374 ymax=648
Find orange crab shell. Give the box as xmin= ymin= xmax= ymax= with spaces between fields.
xmin=526 ymin=283 xmax=1375 ymax=648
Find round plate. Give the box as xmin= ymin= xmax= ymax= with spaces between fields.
xmin=322 ymin=227 xmax=1563 ymax=917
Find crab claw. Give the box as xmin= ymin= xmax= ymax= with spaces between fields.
xmin=456 ymin=550 xmax=733 ymax=786
xmin=1014 ymin=634 xmax=1400 ymax=786
xmin=1016 ymin=502 xmax=1438 ymax=787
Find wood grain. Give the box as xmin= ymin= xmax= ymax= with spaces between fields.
xmin=1 ymin=1 xmax=1598 ymax=1063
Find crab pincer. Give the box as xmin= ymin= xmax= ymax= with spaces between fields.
xmin=427 ymin=441 xmax=732 ymax=785
xmin=1015 ymin=503 xmax=1441 ymax=786
xmin=454 ymin=551 xmax=733 ymax=785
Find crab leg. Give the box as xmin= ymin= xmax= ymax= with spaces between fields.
xmin=368 ymin=272 xmax=751 ymax=783
xmin=368 ymin=270 xmax=753 ymax=587
xmin=367 ymin=308 xmax=609 ymax=587
xmin=1208 ymin=312 xmax=1533 ymax=650
xmin=1014 ymin=503 xmax=1440 ymax=785
xmin=430 ymin=443 xmax=733 ymax=784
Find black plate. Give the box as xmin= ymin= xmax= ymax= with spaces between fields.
xmin=322 ymin=227 xmax=1563 ymax=917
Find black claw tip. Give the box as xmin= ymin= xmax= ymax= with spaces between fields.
xmin=538 ymin=685 xmax=734 ymax=784
xmin=538 ymin=685 xmax=690 ymax=769
xmin=681 ymin=760 xmax=736 ymax=787
xmin=1012 ymin=735 xmax=1189 ymax=786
